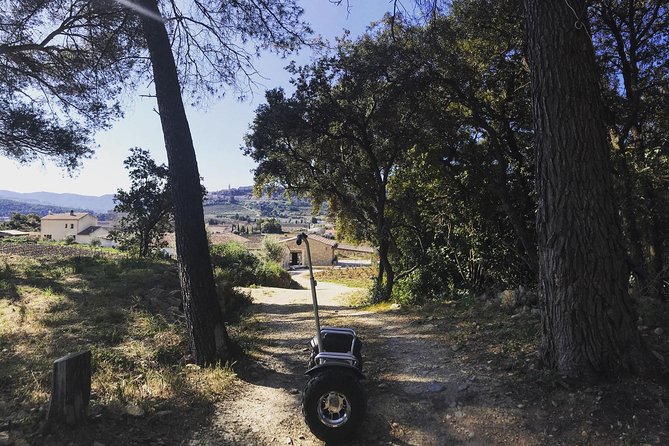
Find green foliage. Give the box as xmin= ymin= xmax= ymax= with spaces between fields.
xmin=254 ymin=261 xmax=301 ymax=289
xmin=261 ymin=237 xmax=287 ymax=263
xmin=590 ymin=0 xmax=669 ymax=299
xmin=0 ymin=1 xmax=141 ymax=170
xmin=210 ymin=241 xmax=299 ymax=289
xmin=246 ymin=3 xmax=536 ymax=302
xmin=245 ymin=20 xmax=433 ymax=299
xmin=211 ymin=242 xmax=260 ymax=286
xmin=111 ymin=148 xmax=173 ymax=257
xmin=0 ymin=212 xmax=40 ymax=231
xmin=259 ymin=218 xmax=282 ymax=234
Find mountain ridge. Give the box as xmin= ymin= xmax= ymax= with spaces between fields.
xmin=0 ymin=190 xmax=115 ymax=213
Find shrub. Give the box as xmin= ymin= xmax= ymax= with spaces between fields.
xmin=210 ymin=242 xmax=259 ymax=285
xmin=211 ymin=242 xmax=300 ymax=289
xmin=261 ymin=238 xmax=287 ymax=264
xmin=255 ymin=261 xmax=301 ymax=289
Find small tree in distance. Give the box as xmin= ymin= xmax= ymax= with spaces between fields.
xmin=111 ymin=148 xmax=172 ymax=257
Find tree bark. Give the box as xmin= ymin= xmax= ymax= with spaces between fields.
xmin=137 ymin=0 xmax=230 ymax=365
xmin=524 ymin=0 xmax=655 ymax=378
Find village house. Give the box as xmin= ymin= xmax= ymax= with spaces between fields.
xmin=40 ymin=211 xmax=114 ymax=247
xmin=278 ymin=233 xmax=338 ymax=267
xmin=278 ymin=233 xmax=376 ymax=268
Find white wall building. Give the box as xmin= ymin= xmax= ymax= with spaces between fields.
xmin=40 ymin=211 xmax=115 ymax=246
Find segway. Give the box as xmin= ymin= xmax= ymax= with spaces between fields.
xmin=297 ymin=233 xmax=366 ymax=443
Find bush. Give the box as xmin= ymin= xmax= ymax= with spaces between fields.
xmin=255 ymin=261 xmax=302 ymax=289
xmin=211 ymin=242 xmax=300 ymax=289
xmin=262 ymin=238 xmax=287 ymax=264
xmin=210 ymin=242 xmax=259 ymax=285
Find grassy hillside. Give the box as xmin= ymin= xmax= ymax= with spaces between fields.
xmin=0 ymin=254 xmax=241 ymax=445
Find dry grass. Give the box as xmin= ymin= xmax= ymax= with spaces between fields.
xmin=0 ymin=254 xmax=239 ymax=444
xmin=314 ymin=266 xmax=377 ymax=289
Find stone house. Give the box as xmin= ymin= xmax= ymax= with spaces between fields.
xmin=278 ymin=234 xmax=337 ymax=267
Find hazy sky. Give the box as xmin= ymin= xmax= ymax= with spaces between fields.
xmin=0 ymin=1 xmax=392 ymax=196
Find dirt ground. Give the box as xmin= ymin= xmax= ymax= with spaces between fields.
xmin=191 ymin=272 xmax=669 ymax=446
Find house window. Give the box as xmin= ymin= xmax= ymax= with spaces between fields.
xmin=70 ymin=224 xmax=74 ymax=229
xmin=45 ymin=235 xmax=52 ymax=240
xmin=65 ymin=223 xmax=67 ymax=228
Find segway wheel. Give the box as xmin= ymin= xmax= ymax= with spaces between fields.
xmin=302 ymin=369 xmax=366 ymax=443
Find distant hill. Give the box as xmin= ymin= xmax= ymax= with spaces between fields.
xmin=0 ymin=190 xmax=115 ymax=213
xmin=0 ymin=198 xmax=94 ymax=218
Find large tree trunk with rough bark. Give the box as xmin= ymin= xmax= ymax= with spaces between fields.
xmin=523 ymin=0 xmax=655 ymax=378
xmin=137 ymin=0 xmax=231 ymax=365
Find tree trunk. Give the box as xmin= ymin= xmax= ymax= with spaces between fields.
xmin=524 ymin=0 xmax=655 ymax=378
xmin=137 ymin=0 xmax=230 ymax=365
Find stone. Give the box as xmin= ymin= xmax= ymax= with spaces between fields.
xmin=285 ymin=437 xmax=293 ymax=445
xmin=427 ymin=383 xmax=445 ymax=393
xmin=378 ymin=383 xmax=388 ymax=389
xmin=298 ymin=434 xmax=306 ymax=440
xmin=289 ymin=388 xmax=300 ymax=395
xmin=654 ymin=327 xmax=664 ymax=336
xmin=125 ymin=404 xmax=145 ymax=417
xmin=458 ymin=383 xmax=470 ymax=392
xmin=390 ymin=303 xmax=401 ymax=310
xmin=0 ymin=432 xmax=9 ymax=446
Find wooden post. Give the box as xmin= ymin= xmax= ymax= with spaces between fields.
xmin=47 ymin=350 xmax=91 ymax=425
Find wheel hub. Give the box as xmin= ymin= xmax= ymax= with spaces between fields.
xmin=317 ymin=391 xmax=351 ymax=428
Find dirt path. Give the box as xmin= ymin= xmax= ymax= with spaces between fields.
xmin=192 ymin=273 xmax=669 ymax=446
xmin=190 ymin=273 xmax=491 ymax=445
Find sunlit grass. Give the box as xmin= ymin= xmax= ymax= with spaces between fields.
xmin=0 ymin=254 xmax=239 ymax=431
xmin=314 ymin=266 xmax=376 ymax=289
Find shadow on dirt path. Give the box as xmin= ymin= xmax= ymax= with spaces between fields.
xmin=191 ymin=272 xmax=669 ymax=446
xmin=189 ymin=273 xmax=473 ymax=445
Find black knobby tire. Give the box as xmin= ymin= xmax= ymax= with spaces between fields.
xmin=302 ymin=369 xmax=366 ymax=443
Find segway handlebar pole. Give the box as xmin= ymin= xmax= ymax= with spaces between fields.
xmin=297 ymin=233 xmax=324 ymax=354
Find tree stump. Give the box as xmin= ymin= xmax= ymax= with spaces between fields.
xmin=47 ymin=351 xmax=91 ymax=425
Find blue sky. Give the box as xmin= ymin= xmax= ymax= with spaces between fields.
xmin=0 ymin=1 xmax=393 ymax=196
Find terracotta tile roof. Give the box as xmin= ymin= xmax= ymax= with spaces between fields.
xmin=163 ymin=231 xmax=250 ymax=247
xmin=336 ymin=243 xmax=375 ymax=254
xmin=278 ymin=233 xmax=338 ymax=247
xmin=41 ymin=212 xmax=91 ymax=221
xmin=210 ymin=233 xmax=251 ymax=245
